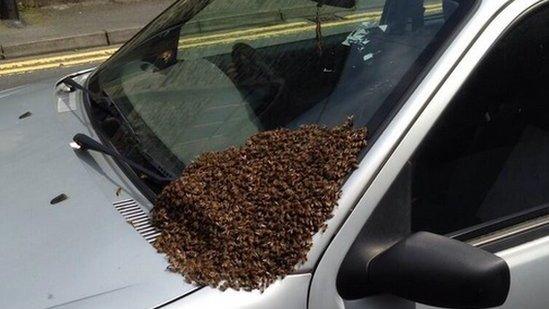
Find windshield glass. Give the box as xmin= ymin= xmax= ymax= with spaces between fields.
xmin=88 ymin=0 xmax=472 ymax=183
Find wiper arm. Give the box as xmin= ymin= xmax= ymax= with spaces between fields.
xmin=71 ymin=133 xmax=175 ymax=184
xmin=61 ymin=76 xmax=113 ymax=116
xmin=61 ymin=76 xmax=104 ymax=103
xmin=63 ymin=77 xmax=177 ymax=182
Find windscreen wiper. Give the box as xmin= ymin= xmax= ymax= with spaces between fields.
xmin=63 ymin=76 xmax=177 ymax=182
xmin=71 ymin=133 xmax=175 ymax=184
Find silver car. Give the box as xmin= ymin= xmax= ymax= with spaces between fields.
xmin=2 ymin=0 xmax=549 ymax=308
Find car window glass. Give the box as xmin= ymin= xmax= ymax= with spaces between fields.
xmin=90 ymin=0 xmax=470 ymax=178
xmin=410 ymin=4 xmax=549 ymax=234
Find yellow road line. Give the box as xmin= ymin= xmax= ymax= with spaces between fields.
xmin=180 ymin=19 xmax=356 ymax=50
xmin=0 ymin=4 xmax=443 ymax=76
xmin=0 ymin=55 xmax=112 ymax=76
xmin=0 ymin=48 xmax=118 ymax=68
xmin=0 ymin=50 xmax=116 ymax=76
xmin=345 ymin=3 xmax=442 ymax=19
xmin=181 ymin=3 xmax=442 ymax=50
xmin=182 ymin=21 xmax=311 ymax=45
xmin=0 ymin=21 xmax=315 ymax=76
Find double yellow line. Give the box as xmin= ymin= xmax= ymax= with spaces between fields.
xmin=0 ymin=3 xmax=441 ymax=77
xmin=0 ymin=48 xmax=117 ymax=77
xmin=179 ymin=3 xmax=442 ymax=50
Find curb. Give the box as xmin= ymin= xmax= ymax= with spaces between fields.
xmin=106 ymin=27 xmax=140 ymax=45
xmin=0 ymin=27 xmax=141 ymax=60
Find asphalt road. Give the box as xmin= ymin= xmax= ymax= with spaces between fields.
xmin=0 ymin=63 xmax=97 ymax=90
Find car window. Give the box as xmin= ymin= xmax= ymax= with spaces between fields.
xmin=410 ymin=4 xmax=549 ymax=235
xmin=89 ymin=0 xmax=472 ymax=183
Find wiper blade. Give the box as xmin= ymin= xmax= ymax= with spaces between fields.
xmin=71 ymin=133 xmax=175 ymax=184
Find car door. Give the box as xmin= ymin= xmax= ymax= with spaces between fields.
xmin=309 ymin=0 xmax=549 ymax=308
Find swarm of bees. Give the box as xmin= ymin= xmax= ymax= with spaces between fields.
xmin=151 ymin=118 xmax=367 ymax=291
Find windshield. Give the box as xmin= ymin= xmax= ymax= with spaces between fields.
xmin=88 ymin=0 xmax=472 ymax=186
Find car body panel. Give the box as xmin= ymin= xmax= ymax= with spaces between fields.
xmin=3 ymin=0 xmax=549 ymax=308
xmin=297 ymin=0 xmax=488 ymax=273
xmin=417 ymin=235 xmax=549 ymax=309
xmin=308 ymin=0 xmax=549 ymax=308
xmin=0 ymin=75 xmax=199 ymax=308
xmin=163 ymin=274 xmax=311 ymax=309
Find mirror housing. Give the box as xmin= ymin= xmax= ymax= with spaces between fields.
xmin=310 ymin=0 xmax=356 ymax=9
xmin=368 ymin=232 xmax=510 ymax=308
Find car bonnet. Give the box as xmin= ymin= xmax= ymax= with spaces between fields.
xmin=0 ymin=73 xmax=199 ymax=308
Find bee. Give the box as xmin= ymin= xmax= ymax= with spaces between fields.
xmin=151 ymin=118 xmax=367 ymax=291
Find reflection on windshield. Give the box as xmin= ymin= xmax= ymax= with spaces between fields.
xmin=90 ymin=0 xmax=468 ymax=178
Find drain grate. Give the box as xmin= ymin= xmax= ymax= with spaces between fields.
xmin=113 ymin=199 xmax=161 ymax=243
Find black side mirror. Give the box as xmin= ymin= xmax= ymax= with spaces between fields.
xmin=310 ymin=0 xmax=356 ymax=9
xmin=368 ymin=232 xmax=510 ymax=308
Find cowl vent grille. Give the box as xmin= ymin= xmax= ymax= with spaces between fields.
xmin=113 ymin=199 xmax=160 ymax=243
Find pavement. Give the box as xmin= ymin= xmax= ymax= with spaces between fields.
xmin=0 ymin=0 xmax=173 ymax=59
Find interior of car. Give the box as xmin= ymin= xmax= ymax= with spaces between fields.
xmin=115 ymin=1 xmax=456 ymax=167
